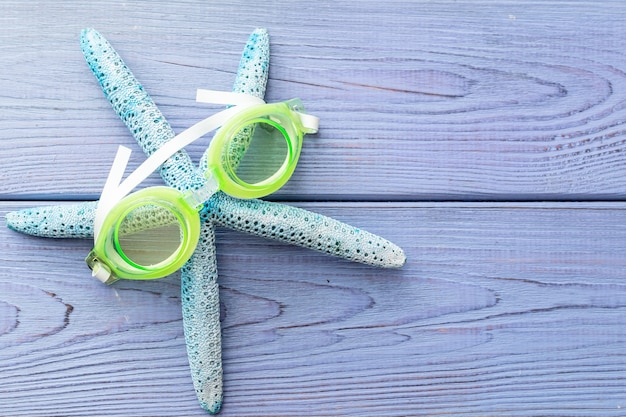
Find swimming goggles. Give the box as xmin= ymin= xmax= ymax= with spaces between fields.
xmin=86 ymin=90 xmax=319 ymax=284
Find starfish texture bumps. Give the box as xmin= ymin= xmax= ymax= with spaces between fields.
xmin=6 ymin=28 xmax=405 ymax=414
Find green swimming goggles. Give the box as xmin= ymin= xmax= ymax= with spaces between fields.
xmin=86 ymin=90 xmax=319 ymax=284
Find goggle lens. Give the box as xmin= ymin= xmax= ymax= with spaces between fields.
xmin=116 ymin=204 xmax=184 ymax=267
xmin=224 ymin=118 xmax=290 ymax=185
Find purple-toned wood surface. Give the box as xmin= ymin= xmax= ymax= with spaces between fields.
xmin=1 ymin=1 xmax=625 ymax=416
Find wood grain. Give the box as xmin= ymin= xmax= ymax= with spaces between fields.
xmin=1 ymin=202 xmax=625 ymax=416
xmin=2 ymin=1 xmax=626 ymax=416
xmin=2 ymin=1 xmax=626 ymax=200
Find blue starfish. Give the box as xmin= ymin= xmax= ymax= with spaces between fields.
xmin=5 ymin=28 xmax=406 ymax=414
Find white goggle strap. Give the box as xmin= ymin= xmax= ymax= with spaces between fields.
xmin=297 ymin=112 xmax=319 ymax=134
xmin=93 ymin=90 xmax=265 ymax=240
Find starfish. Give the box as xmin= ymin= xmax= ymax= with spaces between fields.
xmin=5 ymin=28 xmax=406 ymax=414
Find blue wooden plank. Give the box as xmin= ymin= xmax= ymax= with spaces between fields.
xmin=1 ymin=1 xmax=626 ymax=200
xmin=1 ymin=202 xmax=625 ymax=416
xmin=1 ymin=1 xmax=626 ymax=416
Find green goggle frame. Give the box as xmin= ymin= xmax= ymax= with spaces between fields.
xmin=87 ymin=91 xmax=318 ymax=284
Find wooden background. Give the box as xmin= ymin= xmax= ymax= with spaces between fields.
xmin=1 ymin=1 xmax=625 ymax=415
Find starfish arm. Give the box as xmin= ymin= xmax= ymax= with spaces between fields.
xmin=181 ymin=220 xmax=223 ymax=414
xmin=6 ymin=202 xmax=97 ymax=238
xmin=208 ymin=193 xmax=406 ymax=268
xmin=80 ymin=28 xmax=204 ymax=191
xmin=232 ymin=29 xmax=270 ymax=98
xmin=6 ymin=197 xmax=406 ymax=268
xmin=200 ymin=28 xmax=269 ymax=172
xmin=180 ymin=29 xmax=270 ymax=414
